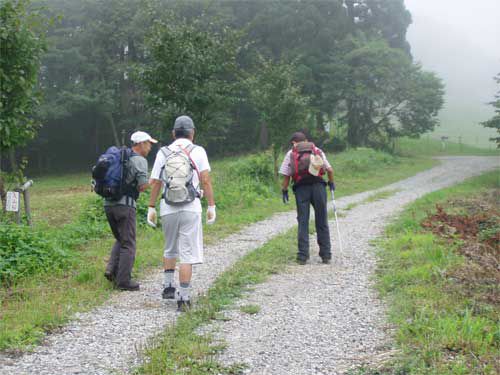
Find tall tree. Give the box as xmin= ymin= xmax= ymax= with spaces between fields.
xmin=0 ymin=0 xmax=49 ymax=202
xmin=32 ymin=0 xmax=148 ymax=171
xmin=139 ymin=14 xmax=241 ymax=147
xmin=328 ymin=37 xmax=444 ymax=148
xmin=247 ymin=58 xmax=310 ymax=175
xmin=481 ymin=73 xmax=500 ymax=147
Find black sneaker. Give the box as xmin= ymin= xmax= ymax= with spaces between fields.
xmin=117 ymin=280 xmax=140 ymax=291
xmin=162 ymin=286 xmax=176 ymax=299
xmin=177 ymin=299 xmax=191 ymax=312
xmin=296 ymin=258 xmax=308 ymax=265
xmin=321 ymin=258 xmax=331 ymax=264
xmin=104 ymin=271 xmax=114 ymax=282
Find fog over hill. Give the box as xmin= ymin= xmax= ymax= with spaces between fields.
xmin=405 ymin=0 xmax=499 ymax=147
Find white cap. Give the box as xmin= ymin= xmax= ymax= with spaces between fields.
xmin=130 ymin=131 xmax=158 ymax=144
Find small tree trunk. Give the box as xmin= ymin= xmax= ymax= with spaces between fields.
xmin=0 ymin=150 xmax=6 ymax=212
xmin=259 ymin=122 xmax=269 ymax=150
xmin=9 ymin=148 xmax=23 ymax=183
xmin=105 ymin=112 xmax=120 ymax=146
xmin=316 ymin=112 xmax=323 ymax=131
xmin=272 ymin=145 xmax=280 ymax=180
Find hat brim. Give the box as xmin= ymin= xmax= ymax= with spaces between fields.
xmin=149 ymin=138 xmax=158 ymax=144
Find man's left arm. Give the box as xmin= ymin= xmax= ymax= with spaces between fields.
xmin=321 ymin=151 xmax=335 ymax=192
xmin=136 ymin=158 xmax=149 ymax=192
xmin=278 ymin=152 xmax=291 ymax=204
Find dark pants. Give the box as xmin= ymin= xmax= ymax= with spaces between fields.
xmin=294 ymin=183 xmax=332 ymax=261
xmin=104 ymin=205 xmax=136 ymax=286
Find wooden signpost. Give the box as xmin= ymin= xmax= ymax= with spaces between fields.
xmin=5 ymin=180 xmax=34 ymax=226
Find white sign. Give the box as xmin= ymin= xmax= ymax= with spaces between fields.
xmin=6 ymin=191 xmax=20 ymax=212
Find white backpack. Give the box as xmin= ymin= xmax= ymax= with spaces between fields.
xmin=160 ymin=144 xmax=200 ymax=205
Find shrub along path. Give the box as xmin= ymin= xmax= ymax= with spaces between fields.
xmin=0 ymin=156 xmax=497 ymax=375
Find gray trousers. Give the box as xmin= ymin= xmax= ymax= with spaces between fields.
xmin=294 ymin=183 xmax=332 ymax=261
xmin=104 ymin=205 xmax=136 ymax=286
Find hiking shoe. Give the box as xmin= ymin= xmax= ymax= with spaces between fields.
xmin=162 ymin=286 xmax=176 ymax=299
xmin=296 ymin=258 xmax=308 ymax=265
xmin=321 ymin=258 xmax=331 ymax=264
xmin=177 ymin=299 xmax=191 ymax=312
xmin=104 ymin=271 xmax=114 ymax=282
xmin=117 ymin=280 xmax=140 ymax=291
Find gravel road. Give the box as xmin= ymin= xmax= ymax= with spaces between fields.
xmin=199 ymin=156 xmax=499 ymax=374
xmin=0 ymin=156 xmax=497 ymax=375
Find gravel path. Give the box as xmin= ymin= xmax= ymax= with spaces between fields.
xmin=0 ymin=156 xmax=497 ymax=375
xmin=199 ymin=156 xmax=499 ymax=375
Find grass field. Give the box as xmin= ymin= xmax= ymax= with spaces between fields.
xmin=0 ymin=141 xmax=476 ymax=351
xmin=395 ymin=137 xmax=499 ymax=157
xmin=372 ymin=171 xmax=500 ymax=374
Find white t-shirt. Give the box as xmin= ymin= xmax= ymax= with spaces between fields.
xmin=150 ymin=138 xmax=211 ymax=216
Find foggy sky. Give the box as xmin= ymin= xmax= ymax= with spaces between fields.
xmin=404 ymin=0 xmax=500 ymax=145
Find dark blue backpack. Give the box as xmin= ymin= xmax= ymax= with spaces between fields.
xmin=92 ymin=146 xmax=132 ymax=200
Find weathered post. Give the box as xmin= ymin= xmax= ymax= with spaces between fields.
xmin=7 ymin=180 xmax=34 ymax=226
xmin=20 ymin=180 xmax=34 ymax=226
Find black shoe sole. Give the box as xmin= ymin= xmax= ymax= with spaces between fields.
xmin=321 ymin=259 xmax=331 ymax=264
xmin=162 ymin=287 xmax=176 ymax=299
xmin=104 ymin=272 xmax=114 ymax=282
xmin=117 ymin=284 xmax=140 ymax=291
xmin=177 ymin=301 xmax=191 ymax=312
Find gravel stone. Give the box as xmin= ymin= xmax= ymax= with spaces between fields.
xmin=0 ymin=156 xmax=497 ymax=375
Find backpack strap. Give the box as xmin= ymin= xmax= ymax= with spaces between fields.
xmin=179 ymin=144 xmax=201 ymax=181
xmin=160 ymin=146 xmax=173 ymax=160
xmin=292 ymin=148 xmax=300 ymax=182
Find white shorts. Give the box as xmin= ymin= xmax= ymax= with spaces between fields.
xmin=161 ymin=211 xmax=203 ymax=264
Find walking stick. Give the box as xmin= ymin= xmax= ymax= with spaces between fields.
xmin=331 ymin=191 xmax=344 ymax=257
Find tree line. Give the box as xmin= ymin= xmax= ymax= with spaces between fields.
xmin=2 ymin=0 xmax=447 ymax=177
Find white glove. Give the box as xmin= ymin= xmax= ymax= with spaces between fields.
xmin=147 ymin=207 xmax=157 ymax=228
xmin=206 ymin=205 xmax=216 ymax=225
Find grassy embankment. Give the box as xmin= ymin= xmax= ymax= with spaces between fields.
xmin=365 ymin=170 xmax=499 ymax=375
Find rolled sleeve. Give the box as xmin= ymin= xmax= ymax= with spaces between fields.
xmin=193 ymin=147 xmax=211 ymax=173
xmin=279 ymin=151 xmax=292 ymax=176
xmin=134 ymin=157 xmax=149 ymax=186
xmin=150 ymin=149 xmax=166 ymax=180
xmin=320 ymin=150 xmax=332 ymax=171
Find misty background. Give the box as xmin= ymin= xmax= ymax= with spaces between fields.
xmin=405 ymin=0 xmax=500 ymax=147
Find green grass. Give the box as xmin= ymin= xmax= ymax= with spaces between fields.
xmin=364 ymin=189 xmax=400 ymax=203
xmin=395 ymin=137 xmax=499 ymax=157
xmin=240 ymin=304 xmax=260 ymax=315
xmin=135 ymin=228 xmax=297 ymax=375
xmin=0 ymin=145 xmax=439 ymax=351
xmin=375 ymin=170 xmax=500 ymax=375
xmin=343 ymin=189 xmax=400 ymax=212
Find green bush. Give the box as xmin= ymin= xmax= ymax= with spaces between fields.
xmin=0 ymin=223 xmax=72 ymax=285
xmin=228 ymin=152 xmax=275 ymax=183
xmin=214 ymin=153 xmax=277 ymax=210
xmin=336 ymin=148 xmax=399 ymax=174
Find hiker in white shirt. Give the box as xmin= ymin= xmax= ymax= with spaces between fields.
xmin=147 ymin=115 xmax=216 ymax=311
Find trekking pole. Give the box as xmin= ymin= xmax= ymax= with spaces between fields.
xmin=331 ymin=191 xmax=344 ymax=257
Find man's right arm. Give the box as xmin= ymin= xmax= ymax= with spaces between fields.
xmin=148 ymin=179 xmax=162 ymax=207
xmin=200 ymin=170 xmax=215 ymax=206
